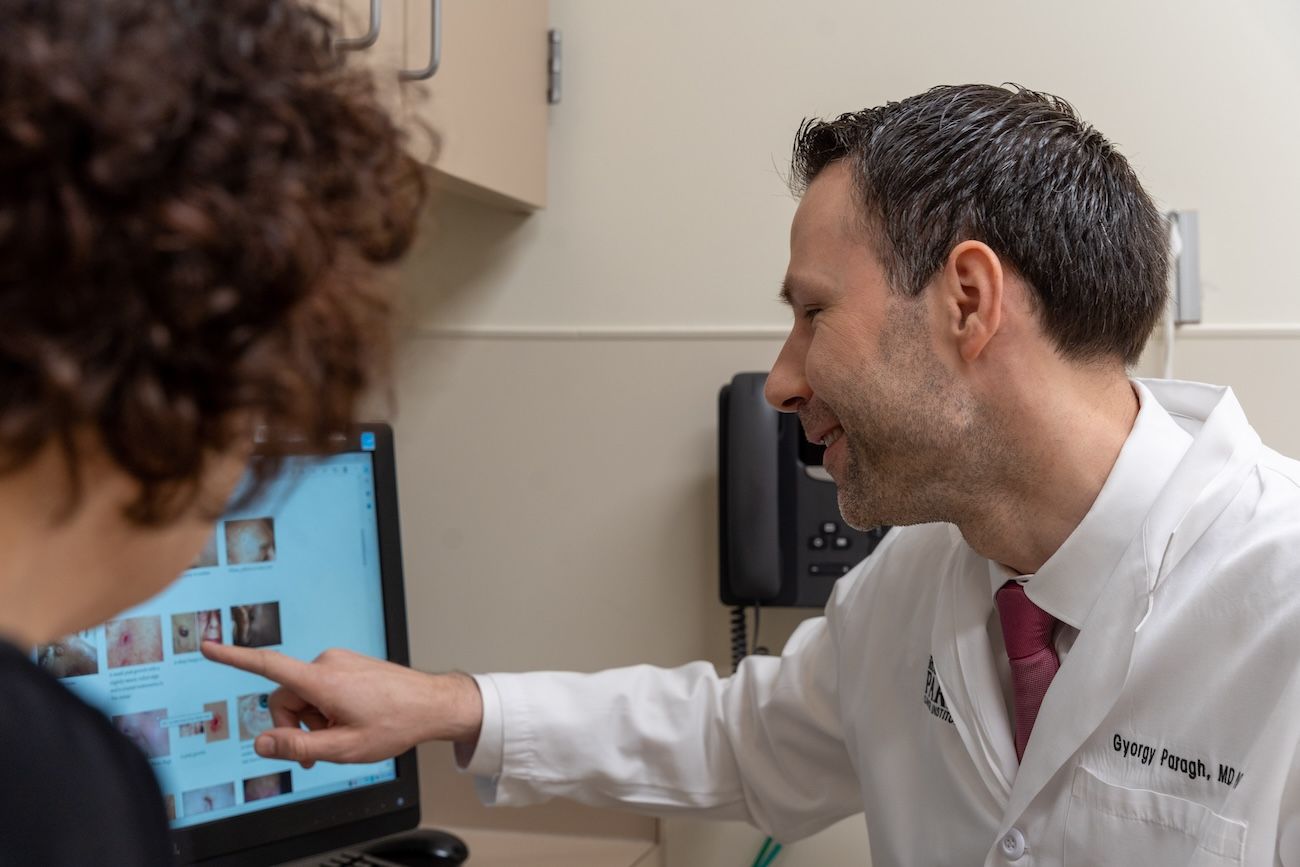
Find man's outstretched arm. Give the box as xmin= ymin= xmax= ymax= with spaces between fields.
xmin=202 ymin=596 xmax=864 ymax=843
xmin=200 ymin=642 xmax=483 ymax=769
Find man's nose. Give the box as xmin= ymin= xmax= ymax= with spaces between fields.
xmin=765 ymin=339 xmax=811 ymax=413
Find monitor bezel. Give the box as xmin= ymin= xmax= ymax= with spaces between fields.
xmin=173 ymin=423 xmax=421 ymax=866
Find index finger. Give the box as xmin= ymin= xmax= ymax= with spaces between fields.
xmin=201 ymin=641 xmax=310 ymax=688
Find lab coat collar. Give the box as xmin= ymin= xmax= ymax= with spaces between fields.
xmin=986 ymin=381 xmax=1194 ymax=629
xmin=1001 ymin=378 xmax=1262 ymax=826
xmin=1134 ymin=379 xmax=1263 ymax=596
xmin=933 ymin=531 xmax=1018 ymax=801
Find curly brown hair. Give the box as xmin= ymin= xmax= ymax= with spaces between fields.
xmin=0 ymin=0 xmax=426 ymax=523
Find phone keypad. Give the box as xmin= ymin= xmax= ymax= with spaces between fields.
xmin=809 ymin=523 xmax=852 ymax=553
xmin=808 ymin=563 xmax=853 ymax=576
xmin=806 ymin=524 xmax=889 ymax=576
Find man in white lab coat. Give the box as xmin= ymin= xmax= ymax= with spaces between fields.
xmin=207 ymin=84 xmax=1300 ymax=865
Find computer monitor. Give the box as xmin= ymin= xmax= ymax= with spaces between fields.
xmin=40 ymin=424 xmax=420 ymax=866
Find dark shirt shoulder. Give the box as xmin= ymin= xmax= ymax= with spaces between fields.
xmin=0 ymin=639 xmax=173 ymax=866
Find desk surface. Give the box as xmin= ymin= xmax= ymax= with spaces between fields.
xmin=443 ymin=826 xmax=660 ymax=867
xmin=281 ymin=826 xmax=658 ymax=867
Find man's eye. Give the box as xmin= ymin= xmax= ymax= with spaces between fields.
xmin=802 ymin=307 xmax=822 ymax=322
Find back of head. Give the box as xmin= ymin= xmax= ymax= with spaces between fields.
xmin=0 ymin=0 xmax=426 ymax=523
xmin=790 ymin=84 xmax=1168 ymax=366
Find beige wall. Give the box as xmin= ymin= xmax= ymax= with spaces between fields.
xmin=393 ymin=1 xmax=1300 ymax=864
xmin=412 ymin=0 xmax=1300 ymax=332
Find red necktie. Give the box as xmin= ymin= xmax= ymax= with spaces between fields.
xmin=995 ymin=581 xmax=1060 ymax=762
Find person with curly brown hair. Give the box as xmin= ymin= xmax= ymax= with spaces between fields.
xmin=0 ymin=0 xmax=423 ymax=862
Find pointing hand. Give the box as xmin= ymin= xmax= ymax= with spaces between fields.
xmin=201 ymin=642 xmax=483 ymax=768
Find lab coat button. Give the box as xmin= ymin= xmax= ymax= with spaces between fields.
xmin=999 ymin=828 xmax=1026 ymax=860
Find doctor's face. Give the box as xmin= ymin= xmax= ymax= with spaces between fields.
xmin=766 ymin=162 xmax=985 ymax=530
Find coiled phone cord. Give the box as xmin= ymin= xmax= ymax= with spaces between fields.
xmin=730 ymin=605 xmax=780 ymax=867
xmin=729 ymin=605 xmax=770 ymax=673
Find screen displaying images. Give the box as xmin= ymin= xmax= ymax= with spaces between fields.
xmin=43 ymin=452 xmax=395 ymax=828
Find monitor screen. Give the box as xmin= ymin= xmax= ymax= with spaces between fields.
xmin=36 ymin=426 xmax=419 ymax=863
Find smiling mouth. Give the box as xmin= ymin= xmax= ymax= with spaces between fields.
xmin=821 ymin=427 xmax=844 ymax=448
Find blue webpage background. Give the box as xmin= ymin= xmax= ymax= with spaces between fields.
xmin=56 ymin=452 xmax=396 ymax=829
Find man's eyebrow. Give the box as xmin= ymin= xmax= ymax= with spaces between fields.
xmin=779 ymin=276 xmax=824 ymax=307
xmin=778 ymin=277 xmax=801 ymax=307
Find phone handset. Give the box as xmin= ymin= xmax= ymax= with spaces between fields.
xmin=720 ymin=373 xmax=782 ymax=602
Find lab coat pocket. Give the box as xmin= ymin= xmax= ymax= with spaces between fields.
xmin=1064 ymin=766 xmax=1246 ymax=866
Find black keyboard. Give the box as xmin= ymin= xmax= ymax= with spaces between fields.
xmin=316 ymin=852 xmax=404 ymax=867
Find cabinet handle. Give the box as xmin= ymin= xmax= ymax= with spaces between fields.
xmin=334 ymin=0 xmax=382 ymax=51
xmin=399 ymin=0 xmax=442 ymax=81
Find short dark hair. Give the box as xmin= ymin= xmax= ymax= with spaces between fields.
xmin=0 ymin=0 xmax=426 ymax=523
xmin=791 ymin=84 xmax=1167 ymax=365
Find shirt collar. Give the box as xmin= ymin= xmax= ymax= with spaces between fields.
xmin=986 ymin=380 xmax=1194 ymax=629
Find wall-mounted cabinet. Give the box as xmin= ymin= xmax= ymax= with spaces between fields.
xmin=330 ymin=0 xmax=551 ymax=212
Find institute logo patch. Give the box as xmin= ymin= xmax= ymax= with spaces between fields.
xmin=923 ymin=655 xmax=954 ymax=725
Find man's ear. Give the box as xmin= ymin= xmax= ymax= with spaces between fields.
xmin=936 ymin=240 xmax=1004 ymax=363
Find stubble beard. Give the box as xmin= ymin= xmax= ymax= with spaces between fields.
xmin=833 ymin=399 xmax=962 ymax=531
xmin=831 ymin=307 xmax=996 ymax=531
xmin=836 ymin=378 xmax=1006 ymax=532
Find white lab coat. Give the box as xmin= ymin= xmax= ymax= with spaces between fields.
xmin=466 ymin=379 xmax=1300 ymax=866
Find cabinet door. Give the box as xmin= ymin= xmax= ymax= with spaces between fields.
xmin=337 ymin=0 xmax=407 ymax=114
xmin=402 ymin=0 xmax=549 ymax=211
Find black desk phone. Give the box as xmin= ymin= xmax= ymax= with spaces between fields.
xmin=719 ymin=372 xmax=889 ymax=610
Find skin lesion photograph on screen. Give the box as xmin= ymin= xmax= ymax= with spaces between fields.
xmin=105 ymin=617 xmax=164 ymax=670
xmin=172 ymin=609 xmax=223 ymax=655
xmin=182 ymin=783 xmax=236 ymax=818
xmin=174 ymin=700 xmax=230 ymax=744
xmin=113 ymin=709 xmax=171 ymax=760
xmin=243 ymin=770 xmax=293 ymax=803
xmin=224 ymin=518 xmax=276 ymax=565
xmin=231 ymin=602 xmax=282 ymax=648
xmin=35 ymin=632 xmax=99 ymax=679
xmin=237 ymin=692 xmax=275 ymax=743
xmin=198 ymin=609 xmax=222 ymax=645
xmin=189 ymin=533 xmax=219 ymax=571
xmin=172 ymin=613 xmax=199 ymax=655
xmin=202 ymin=700 xmax=230 ymax=743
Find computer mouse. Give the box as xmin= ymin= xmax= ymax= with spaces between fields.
xmin=363 ymin=828 xmax=470 ymax=866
